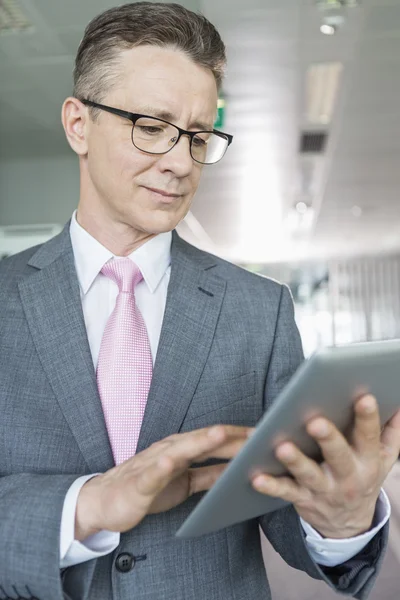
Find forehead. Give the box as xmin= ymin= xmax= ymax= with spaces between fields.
xmin=108 ymin=46 xmax=218 ymax=128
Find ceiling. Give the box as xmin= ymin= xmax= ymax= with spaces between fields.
xmin=1 ymin=0 xmax=400 ymax=264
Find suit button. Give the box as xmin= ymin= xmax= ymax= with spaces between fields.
xmin=116 ymin=552 xmax=136 ymax=573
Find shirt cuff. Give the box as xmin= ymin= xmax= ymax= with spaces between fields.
xmin=60 ymin=474 xmax=120 ymax=569
xmin=301 ymin=489 xmax=391 ymax=567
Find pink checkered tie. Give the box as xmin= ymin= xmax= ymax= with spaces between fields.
xmin=97 ymin=258 xmax=153 ymax=465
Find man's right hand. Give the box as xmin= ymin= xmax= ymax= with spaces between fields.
xmin=75 ymin=425 xmax=253 ymax=541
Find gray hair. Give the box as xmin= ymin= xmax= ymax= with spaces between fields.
xmin=73 ymin=2 xmax=226 ymax=109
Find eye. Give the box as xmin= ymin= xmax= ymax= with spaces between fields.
xmin=192 ymin=135 xmax=207 ymax=147
xmin=137 ymin=125 xmax=163 ymax=135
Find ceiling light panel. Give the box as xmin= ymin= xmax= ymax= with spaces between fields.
xmin=305 ymin=62 xmax=343 ymax=125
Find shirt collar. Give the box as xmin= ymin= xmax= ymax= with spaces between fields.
xmin=69 ymin=210 xmax=172 ymax=296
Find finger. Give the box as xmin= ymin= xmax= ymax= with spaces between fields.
xmin=352 ymin=395 xmax=381 ymax=458
xmin=306 ymin=417 xmax=356 ymax=479
xmin=274 ymin=442 xmax=327 ymax=493
xmin=135 ymin=428 xmax=230 ymax=497
xmin=158 ymin=425 xmax=252 ymax=472
xmin=251 ymin=473 xmax=310 ymax=506
xmin=381 ymin=408 xmax=400 ymax=466
xmin=188 ymin=463 xmax=228 ymax=495
xmin=195 ymin=433 xmax=253 ymax=462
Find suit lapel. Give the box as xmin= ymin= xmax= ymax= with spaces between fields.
xmin=19 ymin=225 xmax=226 ymax=467
xmin=136 ymin=232 xmax=226 ymax=453
xmin=19 ymin=224 xmax=114 ymax=473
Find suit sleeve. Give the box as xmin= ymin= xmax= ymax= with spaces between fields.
xmin=0 ymin=473 xmax=97 ymax=600
xmin=258 ymin=284 xmax=389 ymax=600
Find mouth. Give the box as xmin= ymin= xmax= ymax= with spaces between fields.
xmin=143 ymin=186 xmax=182 ymax=199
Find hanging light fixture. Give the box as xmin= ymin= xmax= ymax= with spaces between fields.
xmin=316 ymin=0 xmax=359 ymax=35
xmin=316 ymin=0 xmax=359 ymax=7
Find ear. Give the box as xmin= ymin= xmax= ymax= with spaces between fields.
xmin=61 ymin=97 xmax=90 ymax=156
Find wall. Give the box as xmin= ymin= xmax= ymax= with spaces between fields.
xmin=0 ymin=154 xmax=79 ymax=226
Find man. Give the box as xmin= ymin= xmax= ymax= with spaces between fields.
xmin=0 ymin=3 xmax=399 ymax=600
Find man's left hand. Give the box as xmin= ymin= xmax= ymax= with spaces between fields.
xmin=251 ymin=394 xmax=400 ymax=538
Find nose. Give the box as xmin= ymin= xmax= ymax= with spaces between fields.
xmin=157 ymin=133 xmax=194 ymax=177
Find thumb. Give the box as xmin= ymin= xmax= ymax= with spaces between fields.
xmin=381 ymin=408 xmax=400 ymax=467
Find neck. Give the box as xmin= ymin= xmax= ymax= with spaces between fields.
xmin=76 ymin=204 xmax=156 ymax=257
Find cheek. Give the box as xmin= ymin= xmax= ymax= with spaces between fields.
xmin=117 ymin=148 xmax=156 ymax=184
xmin=189 ymin=168 xmax=203 ymax=195
xmin=88 ymin=137 xmax=128 ymax=185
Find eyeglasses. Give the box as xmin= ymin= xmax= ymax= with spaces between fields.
xmin=80 ymin=99 xmax=233 ymax=165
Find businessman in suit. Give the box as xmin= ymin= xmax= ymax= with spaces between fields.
xmin=1 ymin=3 xmax=400 ymax=600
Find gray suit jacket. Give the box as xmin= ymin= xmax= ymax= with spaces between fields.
xmin=0 ymin=222 xmax=387 ymax=600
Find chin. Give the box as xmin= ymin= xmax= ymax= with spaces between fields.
xmin=135 ymin=210 xmax=184 ymax=235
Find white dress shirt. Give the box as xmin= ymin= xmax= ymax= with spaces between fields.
xmin=60 ymin=210 xmax=390 ymax=569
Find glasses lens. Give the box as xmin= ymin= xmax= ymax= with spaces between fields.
xmin=132 ymin=117 xmax=229 ymax=164
xmin=132 ymin=117 xmax=179 ymax=154
xmin=191 ymin=132 xmax=229 ymax=165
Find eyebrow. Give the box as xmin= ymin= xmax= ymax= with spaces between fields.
xmin=136 ymin=105 xmax=214 ymax=131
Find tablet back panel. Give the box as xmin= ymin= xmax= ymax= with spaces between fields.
xmin=176 ymin=339 xmax=400 ymax=538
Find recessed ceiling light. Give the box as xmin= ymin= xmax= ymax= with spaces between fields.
xmin=320 ymin=24 xmax=336 ymax=35
xmin=0 ymin=0 xmax=32 ymax=33
xmin=351 ymin=205 xmax=363 ymax=217
xmin=296 ymin=201 xmax=309 ymax=214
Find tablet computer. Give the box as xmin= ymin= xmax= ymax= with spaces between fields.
xmin=176 ymin=339 xmax=400 ymax=538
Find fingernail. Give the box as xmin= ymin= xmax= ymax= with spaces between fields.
xmin=318 ymin=422 xmax=329 ymax=436
xmin=254 ymin=475 xmax=267 ymax=488
xmin=362 ymin=397 xmax=376 ymax=413
xmin=277 ymin=443 xmax=294 ymax=460
xmin=309 ymin=419 xmax=329 ymax=437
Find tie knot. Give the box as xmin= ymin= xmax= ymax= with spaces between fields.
xmin=101 ymin=258 xmax=143 ymax=293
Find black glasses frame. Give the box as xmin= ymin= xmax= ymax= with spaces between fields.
xmin=80 ymin=99 xmax=233 ymax=164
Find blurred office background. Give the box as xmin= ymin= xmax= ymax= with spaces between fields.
xmin=1 ymin=0 xmax=400 ymax=597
